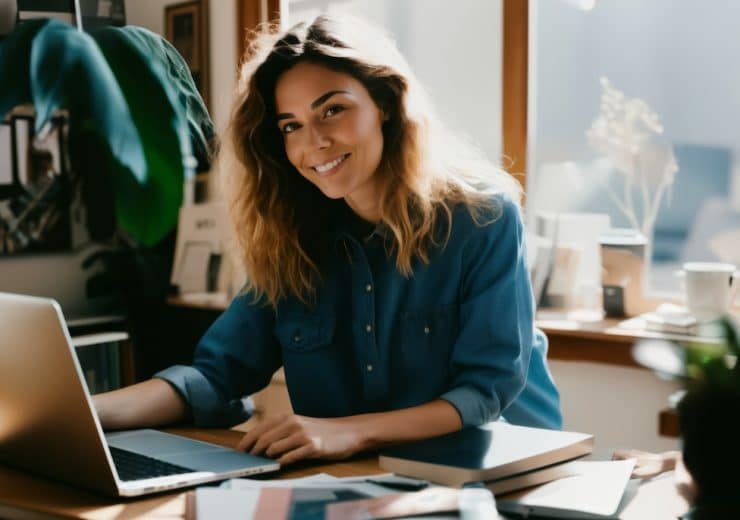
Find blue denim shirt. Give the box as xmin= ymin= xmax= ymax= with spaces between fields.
xmin=156 ymin=195 xmax=562 ymax=430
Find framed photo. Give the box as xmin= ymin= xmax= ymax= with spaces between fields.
xmin=165 ymin=0 xmax=210 ymax=109
xmin=0 ymin=115 xmax=73 ymax=255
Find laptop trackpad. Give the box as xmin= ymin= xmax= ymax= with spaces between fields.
xmin=105 ymin=429 xmax=274 ymax=472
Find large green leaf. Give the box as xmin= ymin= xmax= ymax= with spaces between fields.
xmin=120 ymin=26 xmax=216 ymax=171
xmin=27 ymin=20 xmax=146 ymax=183
xmin=92 ymin=26 xmax=194 ymax=246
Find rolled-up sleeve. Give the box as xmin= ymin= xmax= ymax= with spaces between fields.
xmin=440 ymin=196 xmax=533 ymax=426
xmin=154 ymin=293 xmax=281 ymax=427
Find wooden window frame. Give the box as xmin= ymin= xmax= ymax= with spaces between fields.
xmin=502 ymin=0 xmax=529 ymax=188
xmin=237 ymin=0 xmax=281 ymax=63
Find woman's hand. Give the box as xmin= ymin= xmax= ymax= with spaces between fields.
xmin=236 ymin=414 xmax=368 ymax=465
xmin=611 ymin=449 xmax=681 ymax=479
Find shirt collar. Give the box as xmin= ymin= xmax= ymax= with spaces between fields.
xmin=330 ymin=201 xmax=392 ymax=245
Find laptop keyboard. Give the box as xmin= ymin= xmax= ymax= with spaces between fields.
xmin=110 ymin=446 xmax=194 ymax=481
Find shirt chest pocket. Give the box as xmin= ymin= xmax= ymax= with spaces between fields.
xmin=274 ymin=312 xmax=334 ymax=352
xmin=400 ymin=304 xmax=459 ymax=374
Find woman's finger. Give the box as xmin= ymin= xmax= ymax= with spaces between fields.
xmin=250 ymin=418 xmax=297 ymax=455
xmin=277 ymin=443 xmax=315 ymax=466
xmin=265 ymin=432 xmax=308 ymax=459
xmin=236 ymin=415 xmax=286 ymax=452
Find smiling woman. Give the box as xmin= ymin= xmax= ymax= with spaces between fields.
xmin=93 ymin=14 xmax=562 ymax=466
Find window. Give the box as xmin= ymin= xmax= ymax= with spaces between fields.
xmin=527 ymin=0 xmax=740 ymax=298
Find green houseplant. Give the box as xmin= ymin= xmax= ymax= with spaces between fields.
xmin=0 ymin=19 xmax=217 ymax=375
xmin=0 ymin=18 xmax=215 ymax=245
xmin=633 ymin=318 xmax=740 ymax=516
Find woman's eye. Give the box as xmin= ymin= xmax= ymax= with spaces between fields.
xmin=324 ymin=105 xmax=345 ymax=118
xmin=281 ymin=122 xmax=300 ymax=134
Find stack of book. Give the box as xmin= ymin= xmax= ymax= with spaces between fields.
xmin=379 ymin=422 xmax=594 ymax=492
xmin=380 ymin=422 xmax=637 ymax=518
xmin=641 ymin=304 xmax=699 ymax=335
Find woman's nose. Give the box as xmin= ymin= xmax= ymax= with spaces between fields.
xmin=309 ymin=125 xmax=331 ymax=149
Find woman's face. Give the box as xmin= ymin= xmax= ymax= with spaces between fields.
xmin=275 ymin=61 xmax=385 ymax=215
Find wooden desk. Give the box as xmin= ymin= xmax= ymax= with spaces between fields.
xmin=538 ymin=308 xmax=724 ymax=369
xmin=0 ymin=428 xmax=690 ymax=519
xmin=0 ymin=428 xmax=380 ymax=519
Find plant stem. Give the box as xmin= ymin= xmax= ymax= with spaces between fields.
xmin=595 ymin=173 xmax=641 ymax=230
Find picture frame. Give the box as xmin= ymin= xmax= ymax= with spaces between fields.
xmin=164 ymin=0 xmax=210 ymax=109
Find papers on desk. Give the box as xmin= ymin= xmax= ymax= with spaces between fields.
xmin=191 ymin=473 xmax=488 ymax=519
xmin=191 ymin=460 xmax=639 ymax=519
xmin=191 ymin=473 xmax=394 ymax=520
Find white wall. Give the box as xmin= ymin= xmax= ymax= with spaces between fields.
xmin=550 ymin=361 xmax=680 ymax=453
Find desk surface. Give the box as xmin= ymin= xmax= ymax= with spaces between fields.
xmin=0 ymin=428 xmax=689 ymax=519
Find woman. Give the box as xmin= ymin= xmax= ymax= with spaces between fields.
xmin=94 ymin=14 xmax=561 ymax=465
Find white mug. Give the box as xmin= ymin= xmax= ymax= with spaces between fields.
xmin=676 ymin=262 xmax=738 ymax=321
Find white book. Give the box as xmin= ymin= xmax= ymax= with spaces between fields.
xmin=496 ymin=459 xmax=636 ymax=519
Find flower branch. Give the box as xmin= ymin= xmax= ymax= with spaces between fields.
xmin=586 ymin=78 xmax=678 ymax=239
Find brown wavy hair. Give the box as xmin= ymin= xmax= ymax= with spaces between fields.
xmin=218 ymin=14 xmax=522 ymax=307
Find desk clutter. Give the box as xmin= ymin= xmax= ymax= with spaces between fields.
xmin=187 ymin=423 xmax=640 ymax=519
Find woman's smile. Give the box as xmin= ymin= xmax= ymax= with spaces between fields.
xmin=312 ymin=153 xmax=351 ymax=177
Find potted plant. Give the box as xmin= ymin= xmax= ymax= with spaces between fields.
xmin=0 ymin=19 xmax=216 ymax=375
xmin=633 ymin=318 xmax=740 ymax=517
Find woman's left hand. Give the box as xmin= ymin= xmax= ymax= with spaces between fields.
xmin=235 ymin=414 xmax=368 ymax=465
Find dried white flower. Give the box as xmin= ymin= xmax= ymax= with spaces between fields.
xmin=586 ymin=77 xmax=678 ymax=238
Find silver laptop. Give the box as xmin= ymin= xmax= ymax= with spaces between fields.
xmin=0 ymin=292 xmax=279 ymax=496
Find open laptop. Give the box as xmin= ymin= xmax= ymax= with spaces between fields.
xmin=0 ymin=292 xmax=279 ymax=496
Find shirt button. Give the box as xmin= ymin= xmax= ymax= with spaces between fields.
xmin=423 ymin=325 xmax=430 ymax=335
xmin=365 ymin=324 xmax=373 ymax=333
xmin=366 ymin=364 xmax=373 ymax=372
xmin=365 ymin=284 xmax=373 ymax=292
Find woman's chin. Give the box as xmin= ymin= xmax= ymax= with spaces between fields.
xmin=317 ymin=185 xmax=350 ymax=200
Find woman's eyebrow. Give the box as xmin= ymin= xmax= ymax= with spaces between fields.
xmin=276 ymin=90 xmax=350 ymax=121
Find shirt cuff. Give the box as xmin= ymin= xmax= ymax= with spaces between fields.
xmin=153 ymin=365 xmax=249 ymax=427
xmin=440 ymin=385 xmax=501 ymax=427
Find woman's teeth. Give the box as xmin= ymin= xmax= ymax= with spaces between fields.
xmin=314 ymin=154 xmax=347 ymax=173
